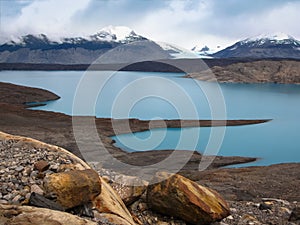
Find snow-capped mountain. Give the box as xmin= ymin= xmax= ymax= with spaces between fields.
xmin=212 ymin=32 xmax=300 ymax=59
xmin=89 ymin=26 xmax=146 ymax=43
xmin=240 ymin=33 xmax=296 ymax=46
xmin=5 ymin=34 xmax=57 ymax=49
xmin=0 ymin=26 xmax=170 ymax=64
xmin=2 ymin=26 xmax=146 ymax=49
xmin=191 ymin=45 xmax=222 ymax=58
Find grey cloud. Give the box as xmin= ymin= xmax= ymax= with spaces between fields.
xmin=0 ymin=0 xmax=32 ymax=18
xmin=72 ymin=0 xmax=168 ymax=29
xmin=1 ymin=0 xmax=299 ymax=47
xmin=181 ymin=0 xmax=300 ymax=40
xmin=210 ymin=0 xmax=299 ymax=17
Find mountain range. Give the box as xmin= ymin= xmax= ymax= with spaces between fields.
xmin=193 ymin=33 xmax=300 ymax=59
xmin=0 ymin=26 xmax=170 ymax=64
xmin=0 ymin=27 xmax=299 ymax=64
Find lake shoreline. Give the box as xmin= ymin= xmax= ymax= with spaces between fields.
xmin=0 ymin=58 xmax=270 ymax=72
xmin=0 ymin=81 xmax=268 ymax=165
xmin=0 ymin=81 xmax=299 ymax=204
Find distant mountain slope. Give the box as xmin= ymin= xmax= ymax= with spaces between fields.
xmin=0 ymin=26 xmax=171 ymax=64
xmin=212 ymin=33 xmax=300 ymax=59
xmin=157 ymin=42 xmax=199 ymax=59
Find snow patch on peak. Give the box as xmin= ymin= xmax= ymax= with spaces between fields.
xmin=89 ymin=25 xmax=145 ymax=43
xmin=270 ymin=32 xmax=294 ymax=40
xmin=158 ymin=42 xmax=186 ymax=52
xmin=244 ymin=32 xmax=295 ymax=43
xmin=6 ymin=36 xmax=23 ymax=46
xmin=191 ymin=45 xmax=207 ymax=52
xmin=6 ymin=34 xmax=51 ymax=46
xmin=97 ymin=25 xmax=136 ymax=41
xmin=191 ymin=44 xmax=222 ymax=57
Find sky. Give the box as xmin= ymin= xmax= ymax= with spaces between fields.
xmin=0 ymin=0 xmax=300 ymax=50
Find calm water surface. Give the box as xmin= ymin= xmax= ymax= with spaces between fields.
xmin=0 ymin=70 xmax=299 ymax=166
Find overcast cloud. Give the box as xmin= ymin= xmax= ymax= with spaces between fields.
xmin=1 ymin=0 xmax=299 ymax=49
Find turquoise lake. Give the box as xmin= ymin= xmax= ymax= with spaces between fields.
xmin=0 ymin=70 xmax=299 ymax=167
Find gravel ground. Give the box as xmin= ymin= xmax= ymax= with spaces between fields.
xmin=219 ymin=200 xmax=299 ymax=225
xmin=0 ymin=138 xmax=81 ymax=205
xmin=1 ymin=136 xmax=299 ymax=225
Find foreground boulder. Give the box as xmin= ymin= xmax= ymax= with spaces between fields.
xmin=43 ymin=169 xmax=101 ymax=209
xmin=93 ymin=178 xmax=137 ymax=225
xmin=147 ymin=172 xmax=230 ymax=225
xmin=0 ymin=204 xmax=97 ymax=225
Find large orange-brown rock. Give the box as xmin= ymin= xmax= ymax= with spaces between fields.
xmin=0 ymin=204 xmax=97 ymax=225
xmin=147 ymin=172 xmax=230 ymax=225
xmin=43 ymin=169 xmax=101 ymax=209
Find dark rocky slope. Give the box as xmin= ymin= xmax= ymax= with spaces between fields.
xmin=187 ymin=59 xmax=300 ymax=84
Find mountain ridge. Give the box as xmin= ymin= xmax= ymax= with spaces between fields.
xmin=1 ymin=26 xmax=147 ymax=51
xmin=212 ymin=32 xmax=300 ymax=59
xmin=0 ymin=26 xmax=171 ymax=64
xmin=1 ymin=30 xmax=300 ymax=64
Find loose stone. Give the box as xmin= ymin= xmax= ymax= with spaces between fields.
xmin=12 ymin=195 xmax=22 ymax=203
xmin=15 ymin=166 xmax=24 ymax=172
xmin=0 ymin=200 xmax=8 ymax=204
xmin=3 ymin=194 xmax=12 ymax=201
xmin=259 ymin=202 xmax=272 ymax=210
xmin=34 ymin=160 xmax=50 ymax=172
xmin=30 ymin=184 xmax=44 ymax=195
